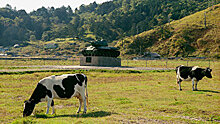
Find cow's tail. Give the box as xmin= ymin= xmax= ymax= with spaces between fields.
xmin=175 ymin=65 xmax=182 ymax=74
xmin=85 ymin=75 xmax=88 ymax=106
xmin=176 ymin=65 xmax=181 ymax=84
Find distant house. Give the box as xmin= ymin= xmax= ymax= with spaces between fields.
xmin=44 ymin=43 xmax=58 ymax=49
xmin=0 ymin=46 xmax=8 ymax=53
xmin=6 ymin=52 xmax=18 ymax=57
xmin=133 ymin=52 xmax=161 ymax=60
xmin=0 ymin=46 xmax=4 ymax=52
xmin=14 ymin=44 xmax=20 ymax=48
xmin=0 ymin=53 xmax=7 ymax=56
xmin=0 ymin=46 xmax=7 ymax=56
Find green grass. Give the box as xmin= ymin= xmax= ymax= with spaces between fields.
xmin=0 ymin=59 xmax=218 ymax=69
xmin=121 ymin=59 xmax=218 ymax=68
xmin=0 ymin=59 xmax=79 ymax=66
xmin=0 ymin=64 xmax=219 ymax=123
xmin=0 ymin=66 xmax=29 ymax=69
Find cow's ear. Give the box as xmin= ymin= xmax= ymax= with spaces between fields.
xmin=207 ymin=68 xmax=212 ymax=72
xmin=30 ymin=99 xmax=35 ymax=103
xmin=24 ymin=100 xmax=29 ymax=103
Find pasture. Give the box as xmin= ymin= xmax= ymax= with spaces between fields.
xmin=0 ymin=63 xmax=219 ymax=123
xmin=0 ymin=58 xmax=217 ymax=69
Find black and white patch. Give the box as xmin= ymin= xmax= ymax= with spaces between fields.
xmin=53 ymin=75 xmax=82 ymax=98
xmin=23 ymin=73 xmax=88 ymax=117
xmin=176 ymin=65 xmax=212 ymax=91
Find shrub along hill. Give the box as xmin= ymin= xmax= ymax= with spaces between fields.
xmin=9 ymin=38 xmax=90 ymax=57
xmin=115 ymin=4 xmax=220 ymax=58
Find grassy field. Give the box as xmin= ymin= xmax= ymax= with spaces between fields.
xmin=0 ymin=58 xmax=218 ymax=69
xmin=0 ymin=59 xmax=79 ymax=67
xmin=121 ymin=59 xmax=218 ymax=69
xmin=0 ymin=63 xmax=219 ymax=123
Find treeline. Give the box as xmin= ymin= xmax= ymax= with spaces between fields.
xmin=0 ymin=0 xmax=219 ymax=46
xmin=0 ymin=4 xmax=74 ymax=46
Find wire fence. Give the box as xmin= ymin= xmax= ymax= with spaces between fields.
xmin=0 ymin=57 xmax=218 ymax=69
xmin=122 ymin=59 xmax=216 ymax=69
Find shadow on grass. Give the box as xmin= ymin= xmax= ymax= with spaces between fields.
xmin=34 ymin=111 xmax=113 ymax=118
xmin=196 ymin=90 xmax=220 ymax=93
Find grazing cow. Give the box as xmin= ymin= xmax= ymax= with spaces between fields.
xmin=176 ymin=65 xmax=212 ymax=91
xmin=23 ymin=73 xmax=88 ymax=117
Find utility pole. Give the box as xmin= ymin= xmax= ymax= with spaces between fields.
xmin=211 ymin=0 xmax=214 ymax=10
xmin=168 ymin=13 xmax=172 ymax=26
xmin=204 ymin=11 xmax=206 ymax=29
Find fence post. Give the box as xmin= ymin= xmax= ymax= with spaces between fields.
xmin=209 ymin=60 xmax=210 ymax=68
xmin=146 ymin=60 xmax=147 ymax=67
xmin=166 ymin=59 xmax=168 ymax=68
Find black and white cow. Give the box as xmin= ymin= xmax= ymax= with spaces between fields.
xmin=23 ymin=73 xmax=88 ymax=117
xmin=176 ymin=65 xmax=212 ymax=91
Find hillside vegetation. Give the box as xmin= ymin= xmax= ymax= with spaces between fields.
xmin=0 ymin=0 xmax=219 ymax=46
xmin=9 ymin=38 xmax=89 ymax=57
xmin=116 ymin=4 xmax=220 ymax=58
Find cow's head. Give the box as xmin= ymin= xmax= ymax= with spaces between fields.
xmin=204 ymin=68 xmax=212 ymax=78
xmin=23 ymin=100 xmax=35 ymax=117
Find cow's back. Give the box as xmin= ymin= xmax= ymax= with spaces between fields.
xmin=177 ymin=66 xmax=193 ymax=79
xmin=38 ymin=74 xmax=86 ymax=99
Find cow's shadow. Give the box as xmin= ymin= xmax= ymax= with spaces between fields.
xmin=196 ymin=90 xmax=220 ymax=93
xmin=35 ymin=111 xmax=113 ymax=118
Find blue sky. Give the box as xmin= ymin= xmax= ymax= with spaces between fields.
xmin=0 ymin=0 xmax=110 ymax=12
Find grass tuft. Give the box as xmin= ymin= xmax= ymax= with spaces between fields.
xmin=116 ymin=98 xmax=132 ymax=104
xmin=12 ymin=118 xmax=36 ymax=124
xmin=34 ymin=113 xmax=54 ymax=118
xmin=169 ymin=101 xmax=186 ymax=106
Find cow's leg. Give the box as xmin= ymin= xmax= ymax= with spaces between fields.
xmin=82 ymin=95 xmax=87 ymax=114
xmin=79 ymin=91 xmax=87 ymax=114
xmin=177 ymin=79 xmax=182 ymax=91
xmin=77 ymin=95 xmax=82 ymax=114
xmin=195 ymin=81 xmax=198 ymax=91
xmin=192 ymin=79 xmax=195 ymax=91
xmin=46 ymin=98 xmax=52 ymax=114
xmin=51 ymin=100 xmax=55 ymax=115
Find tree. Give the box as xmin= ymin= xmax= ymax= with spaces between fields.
xmin=5 ymin=4 xmax=12 ymax=10
xmin=41 ymin=32 xmax=49 ymax=41
xmin=67 ymin=6 xmax=73 ymax=16
xmin=30 ymin=35 xmax=37 ymax=41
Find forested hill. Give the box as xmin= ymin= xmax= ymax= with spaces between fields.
xmin=0 ymin=0 xmax=219 ymax=46
xmin=116 ymin=4 xmax=220 ymax=58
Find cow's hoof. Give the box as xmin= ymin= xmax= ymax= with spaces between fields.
xmin=179 ymin=89 xmax=182 ymax=91
xmin=83 ymin=111 xmax=86 ymax=114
